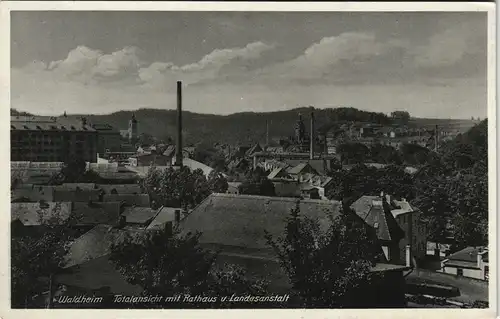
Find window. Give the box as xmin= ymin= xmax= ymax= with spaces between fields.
xmin=485 ymin=266 xmax=489 ymax=280
xmin=457 ymin=268 xmax=463 ymax=277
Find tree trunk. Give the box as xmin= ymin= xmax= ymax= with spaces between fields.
xmin=47 ymin=274 xmax=54 ymax=309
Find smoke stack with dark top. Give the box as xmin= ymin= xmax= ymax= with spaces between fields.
xmin=175 ymin=81 xmax=183 ymax=167
xmin=310 ymin=108 xmax=315 ymax=160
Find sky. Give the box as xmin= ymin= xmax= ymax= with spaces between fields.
xmin=11 ymin=11 xmax=488 ymax=118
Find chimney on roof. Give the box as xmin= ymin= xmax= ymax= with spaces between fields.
xmin=63 ymin=111 xmax=67 ymax=117
xmin=405 ymin=245 xmax=411 ymax=267
xmin=174 ymin=81 xmax=183 ymax=167
xmin=310 ymin=108 xmax=315 ymax=160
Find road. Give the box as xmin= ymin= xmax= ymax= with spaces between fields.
xmin=407 ymin=269 xmax=488 ymax=303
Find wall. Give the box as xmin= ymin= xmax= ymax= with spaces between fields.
xmin=396 ymin=211 xmax=427 ymax=266
xmin=441 ymin=266 xmax=484 ymax=280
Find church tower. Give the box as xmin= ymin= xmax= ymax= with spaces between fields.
xmin=295 ymin=112 xmax=306 ymax=144
xmin=128 ymin=113 xmax=138 ymax=143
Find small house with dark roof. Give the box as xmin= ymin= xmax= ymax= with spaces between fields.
xmin=146 ymin=207 xmax=184 ymax=230
xmin=350 ymin=195 xmax=406 ymax=265
xmin=102 ymin=193 xmax=150 ymax=207
xmin=287 ymin=162 xmax=318 ymax=178
xmin=122 ymin=206 xmax=159 ymax=227
xmin=440 ymin=247 xmax=489 ymax=281
xmin=70 ymin=201 xmax=123 ymax=229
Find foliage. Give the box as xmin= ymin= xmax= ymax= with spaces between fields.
xmin=110 ymin=226 xmax=269 ymax=308
xmin=207 ymin=170 xmax=229 ymax=194
xmin=238 ymin=167 xmax=275 ymax=196
xmin=11 ymin=204 xmax=72 ymax=308
xmin=265 ymin=203 xmax=384 ymax=308
xmin=391 ymin=111 xmax=411 ymax=124
xmin=110 ymin=226 xmax=216 ymax=297
xmin=369 ymin=143 xmax=402 ymax=165
xmin=326 ymin=164 xmax=414 ymax=205
xmin=144 ymin=166 xmax=228 ymax=209
xmin=193 ymin=144 xmax=227 ymax=172
xmin=337 ymin=143 xmax=370 ymax=164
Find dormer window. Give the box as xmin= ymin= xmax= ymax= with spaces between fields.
xmin=36 ymin=125 xmax=42 ymax=130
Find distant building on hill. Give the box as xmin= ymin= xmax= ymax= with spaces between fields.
xmin=11 ymin=115 xmax=98 ymax=163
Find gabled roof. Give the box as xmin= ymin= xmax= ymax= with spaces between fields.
xmin=57 ymin=255 xmax=143 ymax=295
xmin=97 ymin=184 xmax=142 ymax=195
xmin=102 ymin=194 xmax=150 ymax=207
xmin=287 ymin=162 xmax=318 ymax=175
xmin=146 ymin=207 xmax=178 ymax=230
xmin=122 ymin=206 xmax=158 ymax=225
xmin=11 ymin=202 xmax=72 ymax=226
xmin=246 ymin=143 xmax=263 ymax=156
xmin=285 ymin=159 xmax=327 ymax=175
xmin=11 ymin=185 xmax=54 ymax=202
xmin=54 ymin=183 xmax=96 ymax=191
xmin=71 ymin=201 xmax=122 ymax=225
xmin=268 ymin=167 xmax=289 ymax=180
xmin=65 ymin=224 xmax=144 ymax=268
xmin=391 ymin=200 xmax=419 ymax=218
xmin=10 ymin=116 xmax=96 ymax=132
xmin=350 ymin=196 xmax=405 ymax=242
xmin=181 ymin=193 xmax=342 ymax=255
xmin=53 ymin=189 xmax=101 ymax=202
xmin=446 ymin=246 xmax=488 ymax=263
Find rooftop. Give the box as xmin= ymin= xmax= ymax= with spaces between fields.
xmin=11 ymin=116 xmax=96 ymax=132
xmin=122 ymin=206 xmax=158 ymax=225
xmin=181 ymin=193 xmax=342 ymax=252
xmin=11 ymin=202 xmax=72 ymax=226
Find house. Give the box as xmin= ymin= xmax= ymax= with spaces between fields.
xmin=284 ymin=159 xmax=335 ymax=176
xmin=179 ymin=193 xmax=410 ymax=306
xmin=102 ymin=194 xmax=150 ymax=207
xmin=97 ymin=184 xmax=142 ymax=195
xmin=390 ymin=197 xmax=427 ymax=266
xmin=121 ymin=206 xmax=159 ymax=228
xmin=287 ymin=163 xmax=318 ymax=178
xmin=70 ymin=201 xmax=123 ymax=228
xmin=350 ymin=195 xmax=406 ymax=265
xmin=267 ymin=167 xmax=291 ymax=180
xmin=176 ymin=157 xmax=226 ymax=178
xmin=297 ymin=174 xmax=334 ymax=199
xmin=439 ymin=247 xmax=489 ymax=281
xmin=129 ymin=153 xmax=171 ymax=167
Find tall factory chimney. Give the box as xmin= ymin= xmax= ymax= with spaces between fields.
xmin=175 ymin=81 xmax=183 ymax=167
xmin=310 ymin=108 xmax=315 ymax=160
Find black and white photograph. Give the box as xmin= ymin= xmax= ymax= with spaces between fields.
xmin=4 ymin=2 xmax=495 ymax=313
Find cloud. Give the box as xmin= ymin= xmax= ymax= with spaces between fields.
xmin=46 ymin=45 xmax=145 ymax=84
xmin=138 ymin=41 xmax=274 ymax=89
xmin=410 ymin=20 xmax=486 ymax=68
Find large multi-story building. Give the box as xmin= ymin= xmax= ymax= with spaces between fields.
xmin=11 ymin=115 xmax=98 ymax=163
xmin=91 ymin=123 xmax=122 ymax=155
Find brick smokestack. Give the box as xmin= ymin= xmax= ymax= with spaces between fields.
xmin=175 ymin=81 xmax=183 ymax=167
xmin=310 ymin=108 xmax=315 ymax=160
